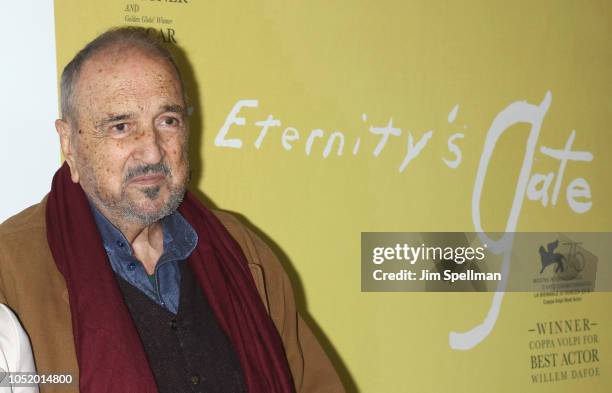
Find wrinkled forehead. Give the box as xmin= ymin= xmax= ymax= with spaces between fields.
xmin=74 ymin=45 xmax=184 ymax=119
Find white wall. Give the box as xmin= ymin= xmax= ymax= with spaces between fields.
xmin=0 ymin=0 xmax=59 ymax=222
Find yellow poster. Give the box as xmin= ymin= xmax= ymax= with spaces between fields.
xmin=54 ymin=1 xmax=611 ymax=392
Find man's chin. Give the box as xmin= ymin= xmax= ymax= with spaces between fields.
xmin=122 ymin=188 xmax=185 ymax=224
xmin=125 ymin=200 xmax=174 ymax=222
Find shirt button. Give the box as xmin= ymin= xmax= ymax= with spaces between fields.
xmin=190 ymin=375 xmax=200 ymax=385
xmin=127 ymin=262 xmax=137 ymax=271
xmin=116 ymin=240 xmax=125 ymax=248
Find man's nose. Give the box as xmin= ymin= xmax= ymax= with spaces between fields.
xmin=134 ymin=125 xmax=164 ymax=164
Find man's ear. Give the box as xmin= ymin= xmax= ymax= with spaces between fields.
xmin=55 ymin=118 xmax=80 ymax=183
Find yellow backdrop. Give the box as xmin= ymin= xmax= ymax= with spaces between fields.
xmin=54 ymin=1 xmax=611 ymax=392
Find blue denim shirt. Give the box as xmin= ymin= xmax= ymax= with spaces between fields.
xmin=90 ymin=204 xmax=198 ymax=314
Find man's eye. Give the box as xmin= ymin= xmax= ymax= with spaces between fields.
xmin=162 ymin=117 xmax=179 ymax=126
xmin=158 ymin=115 xmax=183 ymax=129
xmin=111 ymin=123 xmax=129 ymax=133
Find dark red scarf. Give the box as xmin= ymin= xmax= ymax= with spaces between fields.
xmin=46 ymin=163 xmax=295 ymax=393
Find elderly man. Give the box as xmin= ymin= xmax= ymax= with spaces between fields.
xmin=0 ymin=27 xmax=343 ymax=393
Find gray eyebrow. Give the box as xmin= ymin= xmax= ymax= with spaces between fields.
xmin=161 ymin=104 xmax=185 ymax=114
xmin=95 ymin=112 xmax=136 ymax=128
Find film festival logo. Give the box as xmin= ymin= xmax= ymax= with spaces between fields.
xmin=536 ymin=237 xmax=594 ymax=291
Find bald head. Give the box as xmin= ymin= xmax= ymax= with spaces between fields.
xmin=60 ymin=26 xmax=183 ymax=124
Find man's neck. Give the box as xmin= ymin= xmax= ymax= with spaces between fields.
xmin=93 ymin=202 xmax=165 ymax=275
xmin=129 ymin=222 xmax=164 ymax=275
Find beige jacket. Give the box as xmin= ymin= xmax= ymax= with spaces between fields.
xmin=0 ymin=198 xmax=344 ymax=393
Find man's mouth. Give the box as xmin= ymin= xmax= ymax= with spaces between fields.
xmin=128 ymin=173 xmax=166 ymax=186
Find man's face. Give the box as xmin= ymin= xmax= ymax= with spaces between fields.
xmin=60 ymin=45 xmax=189 ymax=226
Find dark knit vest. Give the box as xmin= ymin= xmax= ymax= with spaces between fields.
xmin=115 ymin=261 xmax=248 ymax=393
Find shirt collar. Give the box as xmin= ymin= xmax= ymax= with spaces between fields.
xmin=89 ymin=201 xmax=198 ymax=264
